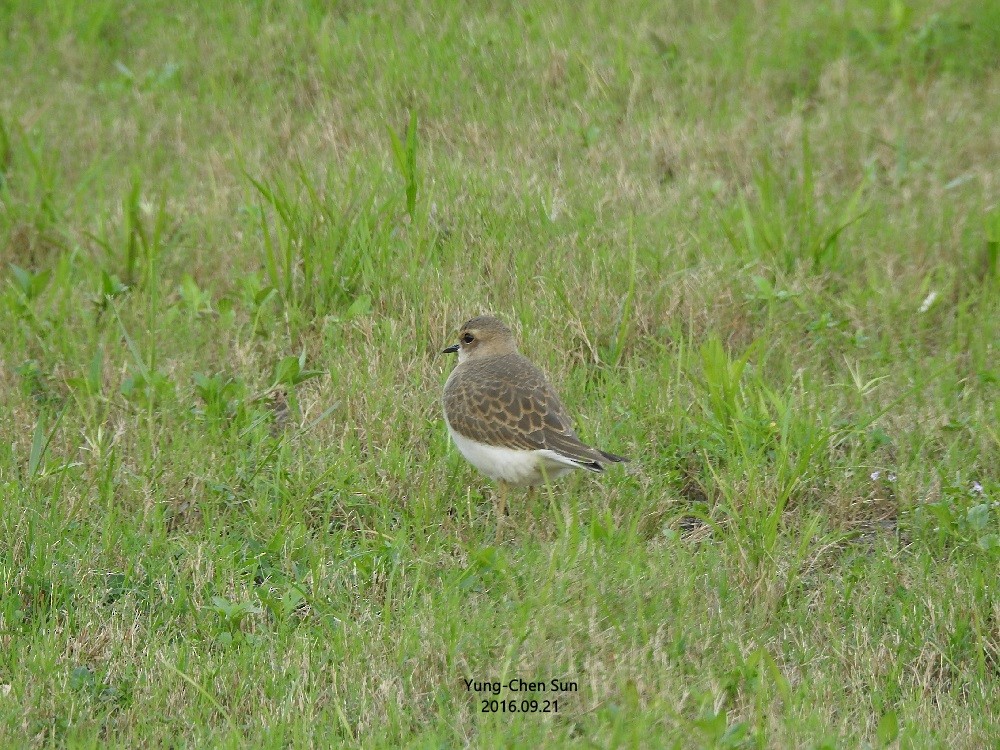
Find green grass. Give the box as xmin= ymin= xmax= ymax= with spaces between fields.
xmin=1 ymin=0 xmax=998 ymax=746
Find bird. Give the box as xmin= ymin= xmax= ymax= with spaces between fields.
xmin=441 ymin=315 xmax=626 ymax=534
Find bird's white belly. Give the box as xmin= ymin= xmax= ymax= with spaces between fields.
xmin=446 ymin=424 xmax=577 ymax=486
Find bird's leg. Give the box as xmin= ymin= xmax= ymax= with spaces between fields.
xmin=524 ymin=486 xmax=538 ymax=532
xmin=494 ymin=481 xmax=508 ymax=541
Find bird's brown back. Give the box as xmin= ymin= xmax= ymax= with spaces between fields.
xmin=443 ymin=353 xmax=615 ymax=466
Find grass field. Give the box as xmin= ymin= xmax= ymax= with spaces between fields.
xmin=2 ymin=0 xmax=999 ymax=746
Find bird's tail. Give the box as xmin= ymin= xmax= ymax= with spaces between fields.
xmin=598 ymin=449 xmax=628 ymax=464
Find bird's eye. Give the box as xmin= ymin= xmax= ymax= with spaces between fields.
xmin=461 ymin=332 xmax=474 ymax=344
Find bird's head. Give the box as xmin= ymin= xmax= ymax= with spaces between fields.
xmin=442 ymin=315 xmax=518 ymax=363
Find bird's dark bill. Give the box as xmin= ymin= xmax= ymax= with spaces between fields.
xmin=442 ymin=344 xmax=460 ymax=354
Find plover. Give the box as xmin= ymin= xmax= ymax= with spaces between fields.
xmin=442 ymin=315 xmax=626 ymax=530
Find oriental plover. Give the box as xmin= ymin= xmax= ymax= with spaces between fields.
xmin=442 ymin=315 xmax=626 ymax=534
